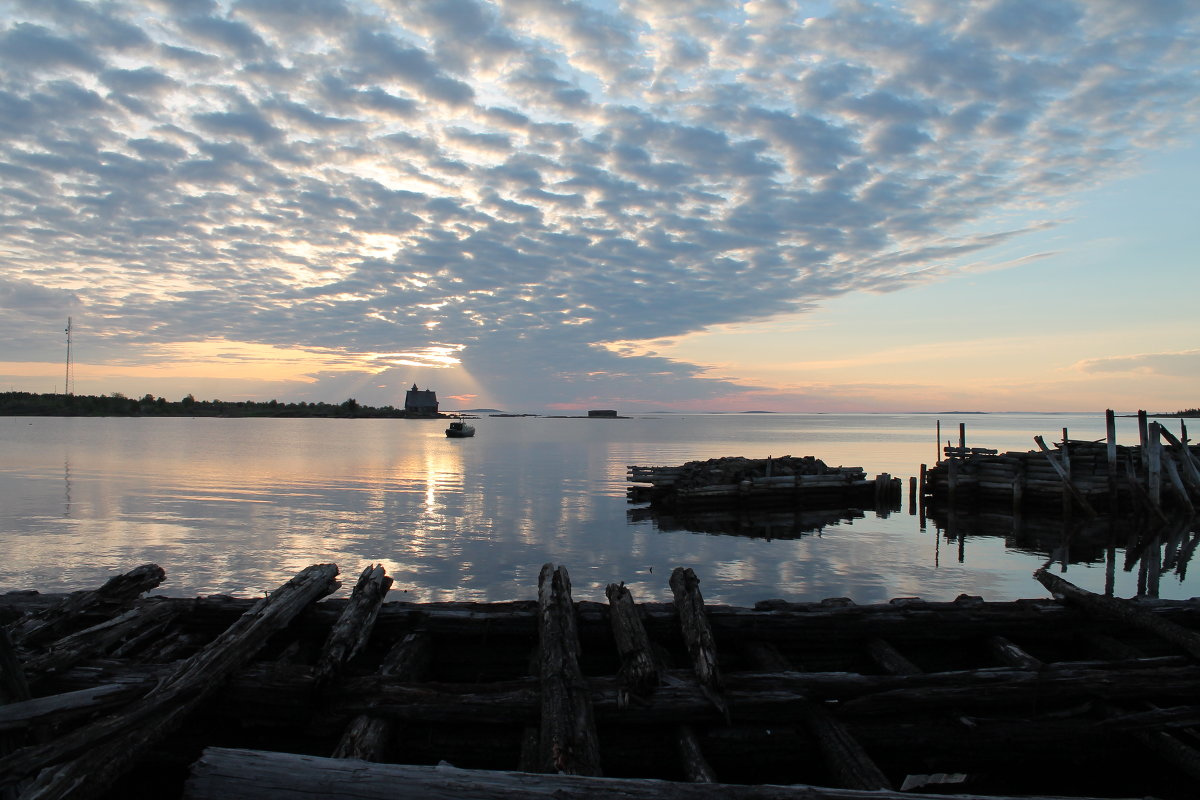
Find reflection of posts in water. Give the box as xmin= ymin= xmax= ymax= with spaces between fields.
xmin=63 ymin=459 xmax=72 ymax=518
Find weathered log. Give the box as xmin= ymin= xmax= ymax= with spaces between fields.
xmin=0 ymin=684 xmax=145 ymax=733
xmin=331 ymin=630 xmax=431 ymax=760
xmin=0 ymin=563 xmax=340 ymax=800
xmin=6 ymin=565 xmax=166 ymax=647
xmin=182 ymin=746 xmax=1142 ymax=800
xmin=986 ymin=636 xmax=1043 ymax=671
xmin=742 ymin=641 xmax=891 ymax=791
xmin=0 ymin=629 xmax=30 ymax=705
xmin=22 ymin=601 xmax=179 ymax=680
xmin=536 ymin=563 xmax=601 ymax=776
xmin=313 ymin=564 xmax=393 ymax=690
xmin=1034 ymin=568 xmax=1200 ymax=661
xmin=865 ymin=638 xmax=922 ymax=675
xmin=669 ymin=567 xmax=726 ymax=719
xmin=674 ymin=724 xmax=717 ymax=783
xmin=605 ymin=582 xmax=659 ymax=706
xmin=1033 ymin=437 xmax=1097 ymax=517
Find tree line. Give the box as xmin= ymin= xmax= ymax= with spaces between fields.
xmin=0 ymin=392 xmax=409 ymax=418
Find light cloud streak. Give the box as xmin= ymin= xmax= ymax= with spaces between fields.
xmin=1 ymin=0 xmax=1197 ymax=410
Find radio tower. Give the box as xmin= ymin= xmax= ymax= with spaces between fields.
xmin=64 ymin=317 xmax=74 ymax=396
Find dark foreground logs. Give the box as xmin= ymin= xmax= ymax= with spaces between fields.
xmin=1 ymin=564 xmax=340 ymax=800
xmin=182 ymin=746 xmax=1141 ymax=800
xmin=6 ymin=562 xmax=1200 ymax=800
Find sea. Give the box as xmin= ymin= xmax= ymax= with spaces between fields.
xmin=1 ymin=412 xmax=1196 ymax=607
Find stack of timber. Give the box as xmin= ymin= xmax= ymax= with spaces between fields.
xmin=922 ymin=420 xmax=1200 ymax=517
xmin=4 ymin=563 xmax=1200 ymax=799
xmin=628 ymin=455 xmax=901 ymax=510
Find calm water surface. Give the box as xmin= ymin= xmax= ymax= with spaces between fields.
xmin=1 ymin=412 xmax=1195 ymax=605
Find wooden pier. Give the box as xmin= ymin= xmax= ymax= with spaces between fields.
xmin=3 ymin=562 xmax=1200 ymax=799
xmin=922 ymin=412 xmax=1200 ymax=517
xmin=628 ymin=455 xmax=902 ymax=510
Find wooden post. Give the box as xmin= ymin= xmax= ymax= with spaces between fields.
xmin=1138 ymin=410 xmax=1148 ymax=450
xmin=908 ymin=476 xmax=917 ymax=515
xmin=669 ymin=567 xmax=726 ymax=720
xmin=1106 ymin=409 xmax=1118 ymax=514
xmin=313 ymin=564 xmax=393 ymax=691
xmin=958 ymin=422 xmax=965 ymax=449
xmin=604 ymin=583 xmax=660 ymax=705
xmin=1148 ymin=422 xmax=1163 ymax=511
xmin=537 ymin=563 xmax=602 ymax=776
xmin=935 ymin=420 xmax=941 ymax=463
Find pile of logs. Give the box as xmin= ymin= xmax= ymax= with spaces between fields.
xmin=628 ymin=456 xmax=901 ymax=510
xmin=3 ymin=562 xmax=1200 ymax=799
xmin=923 ymin=415 xmax=1200 ymax=517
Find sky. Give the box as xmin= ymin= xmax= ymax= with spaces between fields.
xmin=0 ymin=0 xmax=1197 ymax=414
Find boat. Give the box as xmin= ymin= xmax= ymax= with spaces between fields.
xmin=445 ymin=418 xmax=475 ymax=438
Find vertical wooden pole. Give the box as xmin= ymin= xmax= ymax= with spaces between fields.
xmin=1147 ymin=422 xmax=1162 ymax=512
xmin=908 ymin=476 xmax=917 ymax=515
xmin=1106 ymin=409 xmax=1118 ymax=514
xmin=935 ymin=420 xmax=941 ymax=463
xmin=958 ymin=422 xmax=965 ymax=449
xmin=1061 ymin=428 xmax=1071 ymax=519
xmin=1138 ymin=410 xmax=1148 ymax=449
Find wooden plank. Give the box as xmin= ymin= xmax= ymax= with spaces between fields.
xmin=0 ymin=563 xmax=340 ymax=800
xmin=536 ymin=563 xmax=602 ymax=776
xmin=182 ymin=746 xmax=1142 ymax=800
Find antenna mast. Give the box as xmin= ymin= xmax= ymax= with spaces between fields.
xmin=64 ymin=317 xmax=74 ymax=396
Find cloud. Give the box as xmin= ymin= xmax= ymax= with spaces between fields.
xmin=0 ymin=1 xmax=1198 ymax=408
xmin=1075 ymin=350 xmax=1200 ymax=378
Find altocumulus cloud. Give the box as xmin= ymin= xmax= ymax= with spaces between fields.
xmin=0 ymin=0 xmax=1197 ymax=407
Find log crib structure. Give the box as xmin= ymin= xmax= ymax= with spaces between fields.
xmin=921 ymin=411 xmax=1200 ymax=517
xmin=3 ymin=562 xmax=1200 ymax=799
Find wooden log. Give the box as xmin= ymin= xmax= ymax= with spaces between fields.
xmin=183 ymin=746 xmax=1144 ymax=800
xmin=0 ymin=629 xmax=30 ymax=705
xmin=986 ymin=636 xmax=1043 ymax=671
xmin=740 ymin=641 xmax=890 ymax=790
xmin=21 ymin=601 xmax=179 ymax=680
xmin=1033 ymin=436 xmax=1097 ymax=517
xmin=865 ymin=638 xmax=922 ymax=676
xmin=604 ymin=583 xmax=659 ymax=706
xmin=1034 ymin=568 xmax=1200 ymax=661
xmin=0 ymin=563 xmax=340 ymax=800
xmin=675 ymin=725 xmax=717 ymax=783
xmin=0 ymin=684 xmax=145 ymax=733
xmin=1158 ymin=426 xmax=1200 ymax=490
xmin=669 ymin=568 xmax=726 ymax=720
xmin=536 ymin=563 xmax=602 ymax=776
xmin=313 ymin=564 xmax=393 ymax=690
xmin=6 ymin=564 xmax=166 ymax=647
xmin=332 ymin=630 xmax=431 ymax=761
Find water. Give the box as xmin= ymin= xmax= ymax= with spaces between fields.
xmin=1 ymin=412 xmax=1195 ymax=606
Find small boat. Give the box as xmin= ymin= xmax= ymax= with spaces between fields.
xmin=445 ymin=419 xmax=475 ymax=438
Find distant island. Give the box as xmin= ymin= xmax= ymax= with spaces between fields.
xmin=0 ymin=391 xmax=418 ymax=418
